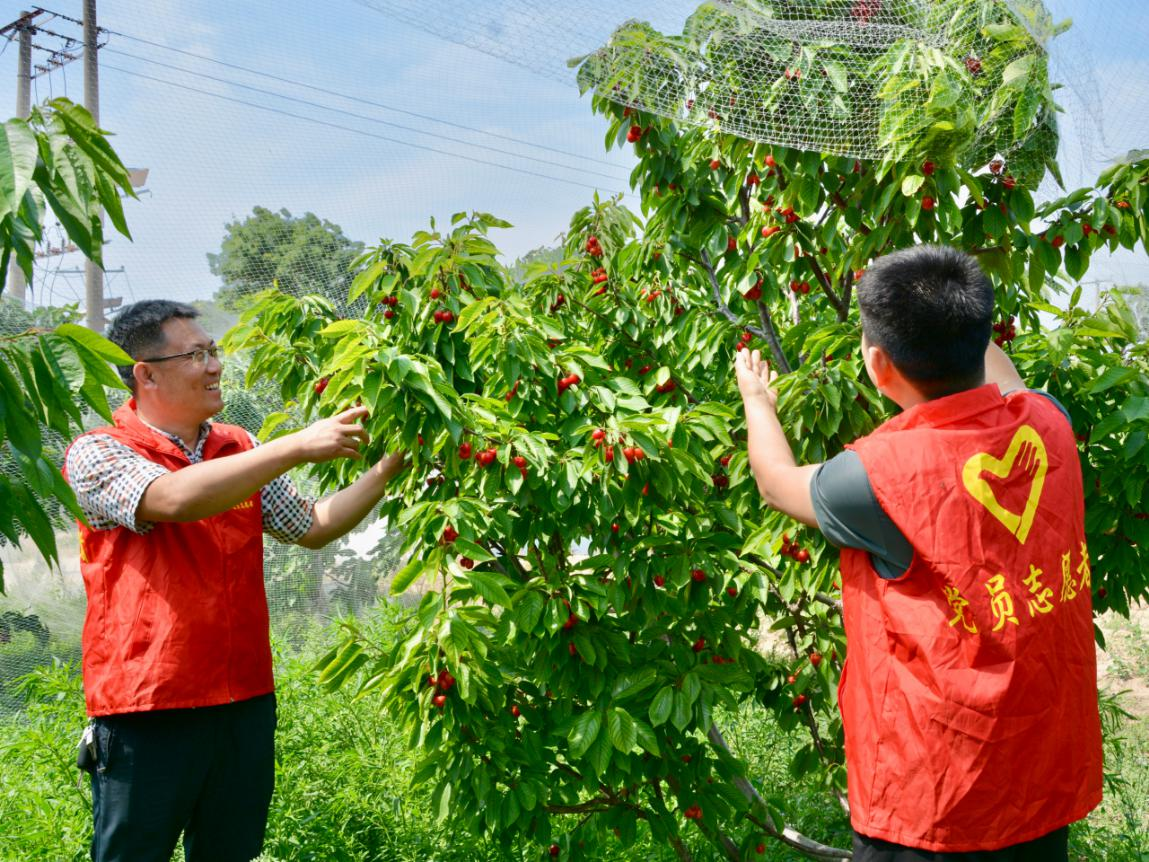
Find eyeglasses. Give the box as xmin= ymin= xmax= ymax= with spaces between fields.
xmin=139 ymin=345 xmax=221 ymax=366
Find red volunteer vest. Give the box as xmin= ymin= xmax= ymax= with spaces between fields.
xmin=65 ymin=400 xmax=272 ymax=717
xmin=839 ymin=384 xmax=1102 ymax=851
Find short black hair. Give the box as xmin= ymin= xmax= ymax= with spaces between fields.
xmin=107 ymin=300 xmax=200 ymax=391
xmin=856 ymin=245 xmax=993 ymax=398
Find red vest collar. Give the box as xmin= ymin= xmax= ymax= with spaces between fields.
xmin=873 ymin=383 xmax=1005 ymax=435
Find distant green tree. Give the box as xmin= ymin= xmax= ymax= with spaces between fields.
xmin=507 ymin=244 xmax=564 ymax=282
xmin=207 ymin=207 xmax=364 ymax=311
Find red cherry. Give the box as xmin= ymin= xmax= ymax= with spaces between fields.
xmin=458 ymin=442 xmax=472 ymax=459
xmin=442 ymin=526 xmax=459 ymax=544
xmin=458 ymin=557 xmax=474 ymax=570
xmin=794 ymin=549 xmax=810 ymax=563
xmin=549 ymin=844 xmax=560 ymax=858
xmin=563 ymin=613 xmax=578 ymax=631
xmin=314 ymin=376 xmax=330 ymax=395
xmin=692 ymin=637 xmax=706 ymax=653
xmin=432 ymin=694 xmax=447 ymax=708
xmin=922 ymin=161 xmax=935 ymax=176
xmin=709 ymin=158 xmax=721 ymax=170
xmin=757 ymin=843 xmax=766 ymax=854
xmin=761 ymin=225 xmax=780 ymax=239
xmin=511 ymin=704 xmax=521 ymax=718
xmin=726 ymin=586 xmax=738 ymax=597
xmin=727 ymin=235 xmax=738 ymax=252
xmin=809 ymin=652 xmax=823 ymax=667
xmin=921 ymin=196 xmax=935 ymax=211
xmin=746 ymin=172 xmax=760 ymax=186
xmin=691 ymin=568 xmax=706 ymax=583
xmin=430 ymin=287 xmax=441 ymax=299
xmin=764 ymin=153 xmax=776 ymax=168
xmin=512 ymin=455 xmax=527 ymax=469
xmin=1051 ymin=235 xmax=1065 ymax=248
xmin=653 ymin=575 xmax=666 ymax=588
xmin=792 ymin=694 xmax=807 ymax=709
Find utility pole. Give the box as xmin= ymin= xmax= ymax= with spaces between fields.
xmin=6 ymin=11 xmax=35 ymax=304
xmin=83 ymin=0 xmax=104 ymax=332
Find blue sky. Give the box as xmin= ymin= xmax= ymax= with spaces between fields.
xmin=1 ymin=0 xmax=1146 ymax=312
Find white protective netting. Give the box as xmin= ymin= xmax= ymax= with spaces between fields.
xmin=1 ymin=0 xmax=1147 ymax=713
xmin=354 ymin=1 xmax=1046 ymax=160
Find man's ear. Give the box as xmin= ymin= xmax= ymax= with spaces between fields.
xmin=133 ymin=361 xmax=156 ymax=391
xmin=864 ymin=341 xmax=896 ymax=390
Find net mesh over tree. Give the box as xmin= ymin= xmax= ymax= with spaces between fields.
xmin=355 ymin=0 xmax=1058 ymax=162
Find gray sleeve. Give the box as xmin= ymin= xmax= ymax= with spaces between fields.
xmin=809 ymin=450 xmax=914 ymax=580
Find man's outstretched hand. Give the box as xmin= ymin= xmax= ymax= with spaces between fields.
xmin=295 ymin=406 xmax=371 ymax=463
xmin=735 ymin=348 xmax=780 ymax=411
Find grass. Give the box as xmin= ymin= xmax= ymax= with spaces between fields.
xmin=0 ymin=606 xmax=1146 ymax=862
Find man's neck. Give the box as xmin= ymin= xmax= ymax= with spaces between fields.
xmin=133 ymin=402 xmax=205 ymax=451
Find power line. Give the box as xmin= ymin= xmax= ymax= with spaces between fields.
xmin=102 ymin=46 xmax=628 ymax=183
xmin=100 ymin=63 xmax=632 ymax=198
xmin=74 ymin=19 xmax=627 ymax=172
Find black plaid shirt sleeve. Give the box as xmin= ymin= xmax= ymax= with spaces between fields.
xmin=64 ymin=433 xmax=170 ymax=534
xmin=243 ymin=432 xmax=315 ymax=544
xmin=64 ymin=430 xmax=315 ymax=543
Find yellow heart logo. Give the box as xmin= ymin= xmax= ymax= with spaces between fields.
xmin=961 ymin=425 xmax=1047 ymax=545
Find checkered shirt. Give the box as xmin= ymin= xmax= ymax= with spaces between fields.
xmin=65 ymin=420 xmax=315 ymax=543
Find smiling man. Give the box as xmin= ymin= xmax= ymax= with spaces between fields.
xmin=63 ymin=300 xmax=405 ymax=862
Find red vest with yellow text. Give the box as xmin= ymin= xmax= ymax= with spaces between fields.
xmin=65 ymin=401 xmax=272 ymax=716
xmin=839 ymin=384 xmax=1102 ymax=851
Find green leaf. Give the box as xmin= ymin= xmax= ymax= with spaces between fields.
xmin=514 ymin=591 xmax=545 ymax=632
xmin=569 ymin=710 xmax=602 ymax=759
xmin=612 ymin=666 xmax=658 ymax=701
xmin=466 ymin=569 xmax=513 ymax=608
xmin=680 ymin=672 xmax=702 ymax=707
xmin=1001 ymin=54 xmax=1035 ymax=88
xmin=901 ymin=174 xmax=925 ymax=196
xmin=649 ymin=685 xmax=674 ymax=726
xmin=54 ymin=323 xmax=134 ymax=365
xmin=670 ymin=690 xmax=692 ymax=731
xmin=0 ymin=118 xmax=38 ymax=218
xmin=1086 ymin=366 xmax=1136 ymax=394
xmin=390 ymin=554 xmax=430 ymax=595
xmin=607 ymin=707 xmax=638 ymax=753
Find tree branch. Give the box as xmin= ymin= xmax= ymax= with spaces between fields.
xmin=807 ymin=257 xmax=848 ymax=322
xmin=708 ymin=724 xmax=852 ymax=861
xmin=755 ymin=297 xmax=792 ymax=374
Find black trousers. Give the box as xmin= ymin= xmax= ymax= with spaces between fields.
xmin=853 ymin=826 xmax=1069 ymax=862
xmin=88 ymin=693 xmax=276 ymax=862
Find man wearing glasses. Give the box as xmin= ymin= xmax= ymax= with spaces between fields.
xmin=63 ymin=300 xmax=405 ymax=862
